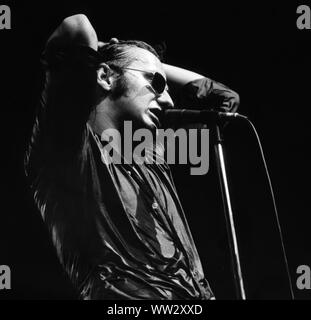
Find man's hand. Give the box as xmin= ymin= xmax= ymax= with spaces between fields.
xmin=97 ymin=38 xmax=119 ymax=50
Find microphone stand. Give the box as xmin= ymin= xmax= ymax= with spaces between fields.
xmin=162 ymin=108 xmax=247 ymax=299
xmin=212 ymin=121 xmax=246 ymax=300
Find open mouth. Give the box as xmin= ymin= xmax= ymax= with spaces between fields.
xmin=148 ymin=108 xmax=162 ymax=127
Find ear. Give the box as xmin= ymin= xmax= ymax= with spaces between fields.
xmin=97 ymin=64 xmax=114 ymax=91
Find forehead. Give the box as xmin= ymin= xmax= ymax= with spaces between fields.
xmin=127 ymin=47 xmax=164 ymax=75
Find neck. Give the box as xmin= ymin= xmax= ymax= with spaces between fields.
xmin=88 ymin=98 xmax=125 ymax=154
xmin=88 ymin=100 xmax=162 ymax=163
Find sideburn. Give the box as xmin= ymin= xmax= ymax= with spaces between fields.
xmin=111 ymin=75 xmax=130 ymax=100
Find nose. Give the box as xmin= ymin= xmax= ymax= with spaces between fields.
xmin=156 ymin=90 xmax=174 ymax=109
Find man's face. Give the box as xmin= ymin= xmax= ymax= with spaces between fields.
xmin=111 ymin=47 xmax=174 ymax=131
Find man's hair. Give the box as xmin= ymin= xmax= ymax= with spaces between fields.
xmin=98 ymin=39 xmax=163 ymax=72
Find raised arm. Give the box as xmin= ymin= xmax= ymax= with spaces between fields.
xmin=25 ymin=15 xmax=102 ymax=181
xmin=163 ymin=63 xmax=240 ymax=113
xmin=45 ymin=14 xmax=98 ymax=51
xmin=163 ymin=63 xmax=204 ymax=86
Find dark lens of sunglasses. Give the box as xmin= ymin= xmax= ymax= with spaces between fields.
xmin=152 ymin=73 xmax=166 ymax=94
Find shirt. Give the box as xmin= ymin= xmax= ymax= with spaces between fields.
xmin=25 ymin=44 xmax=214 ymax=300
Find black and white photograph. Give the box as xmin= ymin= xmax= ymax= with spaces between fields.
xmin=0 ymin=1 xmax=310 ymax=309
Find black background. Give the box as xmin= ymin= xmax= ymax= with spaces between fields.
xmin=0 ymin=1 xmax=310 ymax=300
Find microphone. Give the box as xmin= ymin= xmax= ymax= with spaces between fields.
xmin=161 ymin=109 xmax=247 ymax=126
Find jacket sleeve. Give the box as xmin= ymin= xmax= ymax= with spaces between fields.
xmin=25 ymin=44 xmax=100 ymax=180
xmin=178 ymin=77 xmax=240 ymax=113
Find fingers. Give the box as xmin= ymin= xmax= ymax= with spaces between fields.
xmin=97 ymin=41 xmax=107 ymax=49
xmin=109 ymin=38 xmax=119 ymax=44
xmin=97 ymin=38 xmax=120 ymax=49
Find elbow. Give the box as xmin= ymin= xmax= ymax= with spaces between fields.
xmin=62 ymin=14 xmax=90 ymax=29
xmin=59 ymin=14 xmax=97 ymax=50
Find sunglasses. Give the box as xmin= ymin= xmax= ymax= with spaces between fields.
xmin=122 ymin=67 xmax=167 ymax=95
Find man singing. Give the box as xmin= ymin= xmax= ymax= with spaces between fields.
xmin=25 ymin=14 xmax=239 ymax=299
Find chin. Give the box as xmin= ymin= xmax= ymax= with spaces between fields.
xmin=133 ymin=115 xmax=158 ymax=131
xmin=146 ymin=121 xmax=158 ymax=132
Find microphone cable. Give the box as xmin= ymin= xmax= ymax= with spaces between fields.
xmin=233 ymin=115 xmax=295 ymax=300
